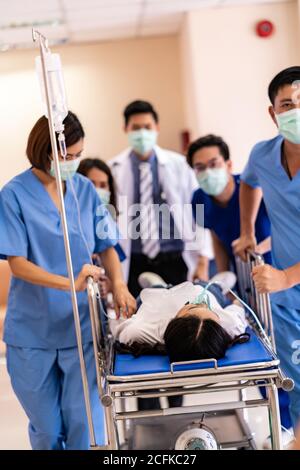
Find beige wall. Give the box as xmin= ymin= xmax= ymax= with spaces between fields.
xmin=180 ymin=1 xmax=300 ymax=172
xmin=0 ymin=35 xmax=185 ymax=187
xmin=1 ymin=2 xmax=300 ymax=186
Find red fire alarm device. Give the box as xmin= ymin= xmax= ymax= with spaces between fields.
xmin=256 ymin=20 xmax=274 ymax=38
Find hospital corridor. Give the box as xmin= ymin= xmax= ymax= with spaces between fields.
xmin=1 ymin=0 xmax=300 ymax=458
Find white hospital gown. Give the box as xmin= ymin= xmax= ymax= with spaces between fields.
xmin=115 ymin=282 xmax=247 ymax=346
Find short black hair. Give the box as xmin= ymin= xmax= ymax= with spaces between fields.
xmin=268 ymin=66 xmax=300 ymax=105
xmin=77 ymin=158 xmax=118 ymax=215
xmin=123 ymin=100 xmax=159 ymax=126
xmin=186 ymin=134 xmax=230 ymax=167
xmin=164 ymin=316 xmax=233 ymax=363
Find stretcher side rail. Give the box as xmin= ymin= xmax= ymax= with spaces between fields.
xmin=87 ymin=278 xmax=112 ymax=408
xmin=107 ymin=361 xmax=280 ymax=384
xmin=107 ymin=369 xmax=281 ymax=393
xmin=235 ymin=251 xmax=294 ymax=392
xmin=170 ymin=358 xmax=218 ymax=372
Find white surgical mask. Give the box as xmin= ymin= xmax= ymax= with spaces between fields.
xmin=95 ymin=187 xmax=111 ymax=206
xmin=128 ymin=129 xmax=158 ymax=155
xmin=275 ymin=108 xmax=300 ymax=144
xmin=49 ymin=158 xmax=80 ymax=181
xmin=196 ymin=167 xmax=229 ymax=196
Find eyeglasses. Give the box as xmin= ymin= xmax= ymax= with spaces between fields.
xmin=193 ymin=156 xmax=224 ymax=173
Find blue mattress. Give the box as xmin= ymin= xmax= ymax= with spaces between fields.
xmin=113 ymin=328 xmax=274 ymax=377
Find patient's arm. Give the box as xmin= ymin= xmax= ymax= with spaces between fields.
xmin=114 ymin=318 xmax=156 ymax=346
xmin=116 ymin=322 xmax=141 ymax=345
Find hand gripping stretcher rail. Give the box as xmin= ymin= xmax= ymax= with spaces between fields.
xmin=85 ymin=252 xmax=294 ymax=450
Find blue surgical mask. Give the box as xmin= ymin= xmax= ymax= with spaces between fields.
xmin=49 ymin=158 xmax=80 ymax=181
xmin=196 ymin=167 xmax=229 ymax=196
xmin=95 ymin=187 xmax=111 ymax=206
xmin=128 ymin=129 xmax=158 ymax=155
xmin=275 ymin=108 xmax=300 ymax=144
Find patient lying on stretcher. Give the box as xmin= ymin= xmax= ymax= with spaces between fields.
xmin=114 ymin=278 xmax=249 ymax=363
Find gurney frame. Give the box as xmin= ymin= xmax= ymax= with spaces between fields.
xmin=86 ymin=252 xmax=293 ymax=450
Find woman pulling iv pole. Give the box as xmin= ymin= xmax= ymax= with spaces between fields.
xmin=0 ymin=30 xmax=135 ymax=450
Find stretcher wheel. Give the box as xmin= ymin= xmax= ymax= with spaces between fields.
xmin=174 ymin=424 xmax=218 ymax=450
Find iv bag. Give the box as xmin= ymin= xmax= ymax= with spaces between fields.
xmin=35 ymin=52 xmax=68 ymax=132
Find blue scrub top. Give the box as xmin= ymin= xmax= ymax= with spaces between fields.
xmin=0 ymin=169 xmax=119 ymax=349
xmin=191 ymin=174 xmax=272 ymax=266
xmin=241 ymin=135 xmax=300 ymax=308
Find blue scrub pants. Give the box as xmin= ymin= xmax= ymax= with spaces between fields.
xmin=6 ymin=342 xmax=105 ymax=450
xmin=271 ymin=303 xmax=300 ymax=428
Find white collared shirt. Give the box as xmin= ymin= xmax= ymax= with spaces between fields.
xmin=114 ymin=282 xmax=247 ymax=346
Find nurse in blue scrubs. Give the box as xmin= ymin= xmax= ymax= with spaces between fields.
xmin=0 ymin=111 xmax=136 ymax=450
xmin=188 ymin=134 xmax=292 ymax=435
xmin=234 ymin=66 xmax=300 ymax=428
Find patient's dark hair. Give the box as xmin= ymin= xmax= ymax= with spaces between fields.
xmin=164 ymin=317 xmax=235 ymax=363
xmin=115 ymin=341 xmax=166 ymax=357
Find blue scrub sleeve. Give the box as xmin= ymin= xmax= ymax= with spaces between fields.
xmin=0 ymin=188 xmax=28 ymax=260
xmin=240 ymin=148 xmax=261 ymax=189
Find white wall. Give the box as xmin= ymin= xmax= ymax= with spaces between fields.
xmin=0 ymin=35 xmax=185 ymax=187
xmin=180 ymin=1 xmax=300 ymax=172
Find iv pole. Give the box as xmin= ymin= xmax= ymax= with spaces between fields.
xmin=32 ymin=30 xmax=98 ymax=448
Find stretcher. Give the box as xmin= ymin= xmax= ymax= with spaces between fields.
xmin=86 ymin=252 xmax=294 ymax=450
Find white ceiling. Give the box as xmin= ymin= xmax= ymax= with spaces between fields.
xmin=0 ymin=0 xmax=293 ymax=50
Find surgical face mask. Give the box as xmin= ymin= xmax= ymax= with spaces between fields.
xmin=49 ymin=158 xmax=80 ymax=181
xmin=95 ymin=187 xmax=111 ymax=205
xmin=196 ymin=167 xmax=229 ymax=196
xmin=275 ymin=108 xmax=300 ymax=144
xmin=128 ymin=129 xmax=158 ymax=155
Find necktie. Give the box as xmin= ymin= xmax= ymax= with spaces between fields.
xmin=139 ymin=161 xmax=160 ymax=259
